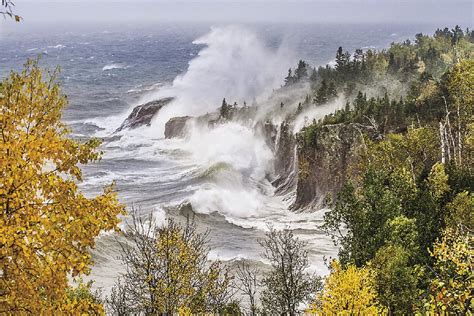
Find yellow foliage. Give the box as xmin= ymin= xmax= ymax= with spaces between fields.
xmin=421 ymin=228 xmax=474 ymax=314
xmin=307 ymin=260 xmax=385 ymax=315
xmin=0 ymin=60 xmax=125 ymax=313
xmin=446 ymin=191 xmax=474 ymax=229
xmin=427 ymin=162 xmax=450 ymax=200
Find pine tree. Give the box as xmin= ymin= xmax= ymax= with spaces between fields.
xmin=335 ymin=46 xmax=344 ymax=70
xmin=295 ymin=60 xmax=308 ymax=80
xmin=315 ymin=80 xmax=329 ymax=105
xmin=284 ymin=68 xmax=294 ymax=86
xmin=220 ymin=98 xmax=229 ymax=119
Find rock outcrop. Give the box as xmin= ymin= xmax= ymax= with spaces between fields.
xmin=291 ymin=123 xmax=367 ymax=210
xmin=115 ymin=97 xmax=174 ymax=132
xmin=272 ymin=122 xmax=297 ymax=195
xmin=164 ymin=116 xmax=192 ymax=139
xmin=257 ymin=120 xmax=298 ymax=196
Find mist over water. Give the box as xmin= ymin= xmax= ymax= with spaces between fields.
xmin=110 ymin=26 xmax=300 ymax=225
xmin=142 ymin=25 xmax=294 ymax=135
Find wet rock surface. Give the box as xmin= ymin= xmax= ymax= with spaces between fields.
xmin=164 ymin=116 xmax=192 ymax=139
xmin=116 ymin=97 xmax=174 ymax=132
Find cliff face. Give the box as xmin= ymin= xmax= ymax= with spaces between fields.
xmin=291 ymin=123 xmax=366 ymax=210
xmin=257 ymin=120 xmax=298 ymax=196
xmin=272 ymin=122 xmax=297 ymax=195
xmin=164 ymin=116 xmax=192 ymax=139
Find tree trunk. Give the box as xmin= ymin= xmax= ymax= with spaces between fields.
xmin=439 ymin=121 xmax=446 ymax=164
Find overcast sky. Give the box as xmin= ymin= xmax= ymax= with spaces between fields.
xmin=8 ymin=0 xmax=474 ymax=25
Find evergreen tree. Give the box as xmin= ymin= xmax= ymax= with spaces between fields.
xmin=295 ymin=60 xmax=308 ymax=80
xmin=388 ymin=52 xmax=397 ymax=73
xmin=335 ymin=46 xmax=345 ymax=70
xmin=451 ymin=25 xmax=464 ymax=45
xmin=328 ymin=81 xmax=338 ymax=99
xmin=220 ymin=98 xmax=229 ymax=119
xmin=314 ymin=80 xmax=329 ymax=105
xmin=284 ymin=68 xmax=295 ymax=86
xmin=335 ymin=46 xmax=351 ymax=74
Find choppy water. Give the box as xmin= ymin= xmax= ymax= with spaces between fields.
xmin=0 ymin=22 xmax=441 ymax=293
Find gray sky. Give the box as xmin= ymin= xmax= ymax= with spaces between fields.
xmin=9 ymin=0 xmax=474 ymax=25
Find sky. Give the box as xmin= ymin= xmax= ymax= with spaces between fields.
xmin=5 ymin=0 xmax=474 ymax=25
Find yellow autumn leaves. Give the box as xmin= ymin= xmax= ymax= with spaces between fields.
xmin=307 ymin=260 xmax=382 ymax=315
xmin=0 ymin=60 xmax=125 ymax=314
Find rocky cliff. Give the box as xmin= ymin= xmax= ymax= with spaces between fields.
xmin=115 ymin=97 xmax=174 ymax=132
xmin=271 ymin=122 xmax=298 ymax=196
xmin=137 ymin=99 xmax=368 ymax=212
xmin=291 ymin=123 xmax=368 ymax=210
xmin=164 ymin=116 xmax=192 ymax=139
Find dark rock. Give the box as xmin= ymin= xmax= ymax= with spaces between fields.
xmin=260 ymin=121 xmax=278 ymax=149
xmin=272 ymin=121 xmax=297 ymax=196
xmin=115 ymin=97 xmax=174 ymax=132
xmin=164 ymin=116 xmax=192 ymax=139
xmin=257 ymin=120 xmax=297 ymax=196
xmin=291 ymin=123 xmax=369 ymax=210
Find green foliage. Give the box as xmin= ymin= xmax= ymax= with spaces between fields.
xmin=220 ymin=98 xmax=230 ymax=119
xmin=321 ymin=123 xmax=471 ymax=313
xmin=427 ymin=162 xmax=450 ymax=200
xmin=446 ymin=191 xmax=474 ymax=230
xmin=370 ymin=245 xmax=419 ymax=314
xmin=284 ymin=60 xmax=309 ymax=86
xmin=323 ymin=167 xmax=411 ymax=266
xmin=300 ymin=26 xmax=473 ymax=138
xmin=295 ymin=60 xmax=308 ymax=80
xmin=385 ymin=216 xmax=419 ymax=259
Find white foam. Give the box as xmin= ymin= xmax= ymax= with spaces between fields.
xmin=48 ymin=44 xmax=66 ymax=49
xmin=177 ymin=122 xmax=278 ymax=219
xmin=102 ymin=63 xmax=129 ymax=71
xmin=141 ymin=25 xmax=293 ymax=136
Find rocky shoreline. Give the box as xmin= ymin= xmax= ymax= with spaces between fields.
xmin=116 ymin=96 xmax=367 ymax=212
